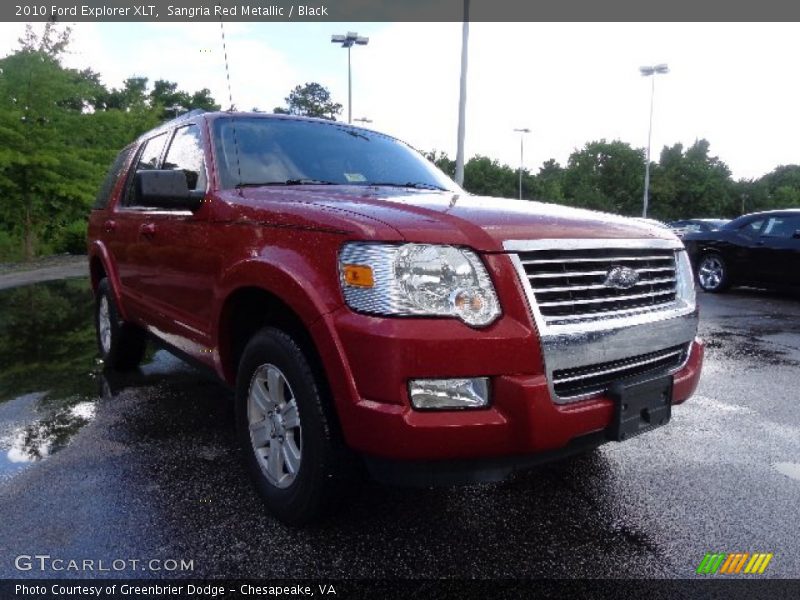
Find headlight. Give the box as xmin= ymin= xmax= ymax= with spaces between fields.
xmin=675 ymin=249 xmax=696 ymax=307
xmin=339 ymin=242 xmax=501 ymax=327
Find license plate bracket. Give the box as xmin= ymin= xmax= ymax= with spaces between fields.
xmin=607 ymin=375 xmax=673 ymax=442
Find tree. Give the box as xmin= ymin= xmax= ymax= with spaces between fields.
xmin=529 ymin=159 xmax=565 ymax=202
xmin=149 ymin=79 xmax=221 ymax=118
xmin=425 ymin=150 xmax=455 ymax=179
xmin=648 ymin=139 xmax=735 ymax=219
xmin=463 ymin=156 xmax=517 ymax=198
xmin=739 ymin=165 xmax=800 ymax=215
xmin=562 ymin=140 xmax=644 ymax=214
xmin=0 ymin=26 xmax=100 ymax=260
xmin=273 ymin=82 xmax=342 ymax=120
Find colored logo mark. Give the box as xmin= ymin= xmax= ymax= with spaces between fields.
xmin=696 ymin=552 xmax=773 ymax=575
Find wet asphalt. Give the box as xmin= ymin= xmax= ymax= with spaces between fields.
xmin=0 ymin=278 xmax=798 ymax=579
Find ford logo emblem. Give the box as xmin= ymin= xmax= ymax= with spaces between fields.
xmin=604 ymin=266 xmax=640 ymax=290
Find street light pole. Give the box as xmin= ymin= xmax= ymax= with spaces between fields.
xmin=455 ymin=0 xmax=470 ymax=187
xmin=639 ymin=63 xmax=669 ymax=218
xmin=513 ymin=128 xmax=530 ymax=200
xmin=331 ymin=32 xmax=369 ymax=124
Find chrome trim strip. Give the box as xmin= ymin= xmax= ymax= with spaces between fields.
xmin=544 ymin=302 xmax=677 ymax=324
xmin=528 ymin=266 xmax=674 ymax=279
xmin=505 ymin=238 xmax=684 ymax=252
xmin=532 ymin=277 xmax=676 ymax=293
xmin=521 ymin=254 xmax=674 ymax=265
xmin=537 ymin=288 xmax=675 ymax=308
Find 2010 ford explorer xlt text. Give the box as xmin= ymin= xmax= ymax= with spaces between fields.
xmin=88 ymin=111 xmax=704 ymax=525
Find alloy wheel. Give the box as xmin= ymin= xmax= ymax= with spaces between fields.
xmin=247 ymin=364 xmax=303 ymax=489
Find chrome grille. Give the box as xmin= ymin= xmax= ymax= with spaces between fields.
xmin=517 ymin=247 xmax=677 ymax=324
xmin=552 ymin=344 xmax=689 ymax=399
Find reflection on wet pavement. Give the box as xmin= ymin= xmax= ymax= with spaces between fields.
xmin=0 ymin=278 xmax=202 ymax=480
xmin=0 ymin=279 xmax=100 ymax=479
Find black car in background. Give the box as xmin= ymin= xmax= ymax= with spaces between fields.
xmin=668 ymin=218 xmax=729 ymax=238
xmin=683 ymin=209 xmax=800 ymax=293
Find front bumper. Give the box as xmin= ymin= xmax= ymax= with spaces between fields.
xmin=312 ymin=303 xmax=704 ymax=464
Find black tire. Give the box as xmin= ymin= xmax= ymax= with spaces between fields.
xmin=696 ymin=252 xmax=731 ymax=293
xmin=94 ymin=278 xmax=147 ymax=370
xmin=235 ymin=327 xmax=356 ymax=526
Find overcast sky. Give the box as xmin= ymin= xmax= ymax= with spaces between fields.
xmin=1 ymin=21 xmax=798 ymax=180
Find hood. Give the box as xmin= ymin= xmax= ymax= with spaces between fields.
xmin=240 ymin=186 xmax=679 ymax=252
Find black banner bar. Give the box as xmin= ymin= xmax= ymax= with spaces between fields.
xmin=4 ymin=0 xmax=800 ymax=23
xmin=3 ymin=579 xmax=800 ymax=600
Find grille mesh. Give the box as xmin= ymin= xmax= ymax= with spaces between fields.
xmin=518 ymin=247 xmax=677 ymax=324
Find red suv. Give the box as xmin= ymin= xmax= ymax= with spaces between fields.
xmin=88 ymin=111 xmax=703 ymax=524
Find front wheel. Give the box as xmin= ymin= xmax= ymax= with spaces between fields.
xmin=696 ymin=253 xmax=731 ymax=293
xmin=235 ymin=327 xmax=355 ymax=525
xmin=95 ymin=278 xmax=147 ymax=369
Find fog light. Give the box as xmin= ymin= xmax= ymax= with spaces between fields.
xmin=409 ymin=377 xmax=490 ymax=410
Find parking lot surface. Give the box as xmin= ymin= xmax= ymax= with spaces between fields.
xmin=0 ymin=278 xmax=798 ymax=578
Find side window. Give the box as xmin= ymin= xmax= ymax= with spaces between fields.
xmin=163 ymin=125 xmax=207 ymax=191
xmin=761 ymin=216 xmax=799 ymax=238
xmin=739 ymin=219 xmax=764 ymax=237
xmin=122 ymin=132 xmax=169 ymax=207
xmin=93 ymin=145 xmax=136 ymax=210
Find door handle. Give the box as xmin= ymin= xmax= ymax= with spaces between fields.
xmin=756 ymin=240 xmax=765 ymax=246
xmin=103 ymin=220 xmax=117 ymax=233
xmin=139 ymin=223 xmax=156 ymax=238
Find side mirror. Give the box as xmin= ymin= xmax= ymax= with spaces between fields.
xmin=793 ymin=230 xmax=800 ymax=240
xmin=134 ymin=170 xmax=204 ymax=211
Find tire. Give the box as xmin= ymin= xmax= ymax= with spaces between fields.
xmin=235 ymin=327 xmax=355 ymax=526
xmin=696 ymin=252 xmax=731 ymax=293
xmin=95 ymin=278 xmax=147 ymax=370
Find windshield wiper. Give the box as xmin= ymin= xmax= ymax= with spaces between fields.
xmin=236 ymin=179 xmax=337 ymax=188
xmin=366 ymin=181 xmax=448 ymax=191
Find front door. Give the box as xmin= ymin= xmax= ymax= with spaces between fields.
xmin=132 ymin=124 xmax=219 ymax=354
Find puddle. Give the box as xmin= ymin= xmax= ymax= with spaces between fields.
xmin=0 ymin=278 xmax=207 ymax=480
xmin=0 ymin=278 xmax=101 ymax=479
xmin=773 ymin=463 xmax=800 ymax=482
xmin=703 ymin=330 xmax=800 ymax=368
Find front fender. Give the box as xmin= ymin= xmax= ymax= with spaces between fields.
xmin=88 ymin=241 xmax=128 ymax=320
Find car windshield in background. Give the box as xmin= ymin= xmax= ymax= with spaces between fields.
xmin=212 ymin=117 xmax=456 ymax=193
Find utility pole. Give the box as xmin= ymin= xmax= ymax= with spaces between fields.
xmin=455 ymin=0 xmax=470 ymax=186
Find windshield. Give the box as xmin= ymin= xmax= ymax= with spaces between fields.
xmin=212 ymin=116 xmax=457 ymax=192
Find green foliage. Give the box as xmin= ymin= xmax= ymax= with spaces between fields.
xmin=562 ymin=140 xmax=645 ymax=214
xmin=425 ymin=150 xmax=455 ymax=178
xmin=273 ymin=82 xmax=342 ymax=120
xmin=53 ymin=219 xmax=88 ymax=255
xmin=0 ymin=25 xmax=220 ymax=261
xmin=648 ymin=140 xmax=734 ymax=220
xmin=464 ymin=156 xmax=517 ymax=198
xmin=427 ymin=141 xmax=800 ymax=222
